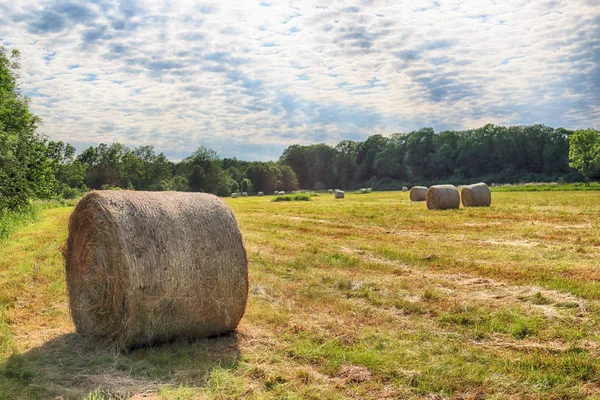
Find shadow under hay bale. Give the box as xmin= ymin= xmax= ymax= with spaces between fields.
xmin=64 ymin=191 xmax=248 ymax=350
xmin=426 ymin=185 xmax=460 ymax=210
xmin=0 ymin=332 xmax=241 ymax=398
xmin=410 ymin=186 xmax=428 ymax=202
xmin=461 ymin=182 xmax=491 ymax=207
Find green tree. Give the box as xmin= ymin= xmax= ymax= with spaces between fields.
xmin=245 ymin=162 xmax=278 ymax=193
xmin=0 ymin=47 xmax=55 ymax=210
xmin=183 ymin=146 xmax=224 ymax=193
xmin=568 ymin=129 xmax=600 ymax=186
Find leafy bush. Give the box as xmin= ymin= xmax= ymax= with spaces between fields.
xmin=271 ymin=194 xmax=311 ymax=202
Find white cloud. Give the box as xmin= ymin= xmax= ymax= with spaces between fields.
xmin=1 ymin=0 xmax=598 ymax=160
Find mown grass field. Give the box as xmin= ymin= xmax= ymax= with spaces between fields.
xmin=0 ymin=190 xmax=599 ymax=399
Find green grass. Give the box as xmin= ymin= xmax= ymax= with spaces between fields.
xmin=491 ymin=182 xmax=600 ymax=191
xmin=0 ymin=199 xmax=78 ymax=242
xmin=0 ymin=190 xmax=599 ymax=398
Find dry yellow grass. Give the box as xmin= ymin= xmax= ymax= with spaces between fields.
xmin=0 ymin=190 xmax=599 ymax=399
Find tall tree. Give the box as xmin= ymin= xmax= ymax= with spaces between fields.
xmin=568 ymin=129 xmax=600 ymax=186
xmin=0 ymin=47 xmax=55 ymax=210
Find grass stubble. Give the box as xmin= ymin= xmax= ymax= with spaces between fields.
xmin=0 ymin=190 xmax=598 ymax=399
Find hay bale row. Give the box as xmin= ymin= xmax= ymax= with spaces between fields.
xmin=424 ymin=183 xmax=491 ymax=209
xmin=64 ymin=191 xmax=248 ymax=349
xmin=409 ymin=186 xmax=428 ymax=202
xmin=461 ymin=182 xmax=491 ymax=207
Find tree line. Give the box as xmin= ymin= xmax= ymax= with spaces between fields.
xmin=279 ymin=125 xmax=599 ymax=190
xmin=2 ymin=46 xmax=600 ymax=216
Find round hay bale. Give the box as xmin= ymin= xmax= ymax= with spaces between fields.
xmin=231 ymin=193 xmax=239 ymax=198
xmin=402 ymin=186 xmax=408 ymax=192
xmin=258 ymin=191 xmax=264 ymax=196
xmin=409 ymin=186 xmax=428 ymax=202
xmin=426 ymin=185 xmax=460 ymax=210
xmin=273 ymin=191 xmax=278 ymax=195
xmin=278 ymin=191 xmax=285 ymax=195
xmin=360 ymin=188 xmax=367 ymax=193
xmin=335 ymin=190 xmax=345 ymax=199
xmin=461 ymin=182 xmax=491 ymax=207
xmin=328 ymin=189 xmax=334 ymax=194
xmin=242 ymin=192 xmax=248 ymax=197
xmin=64 ymin=191 xmax=248 ymax=349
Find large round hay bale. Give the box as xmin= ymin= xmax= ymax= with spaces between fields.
xmin=426 ymin=185 xmax=460 ymax=210
xmin=461 ymin=182 xmax=491 ymax=207
xmin=409 ymin=186 xmax=428 ymax=202
xmin=335 ymin=190 xmax=345 ymax=199
xmin=64 ymin=191 xmax=248 ymax=349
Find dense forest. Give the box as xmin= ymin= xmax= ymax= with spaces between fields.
xmin=2 ymin=46 xmax=600 ymax=216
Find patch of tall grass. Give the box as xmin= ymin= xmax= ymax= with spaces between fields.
xmin=271 ymin=194 xmax=312 ymax=202
xmin=0 ymin=198 xmax=78 ymax=241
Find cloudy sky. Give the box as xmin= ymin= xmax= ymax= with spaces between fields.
xmin=1 ymin=0 xmax=598 ymax=160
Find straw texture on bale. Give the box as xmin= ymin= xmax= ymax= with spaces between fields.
xmin=409 ymin=186 xmax=428 ymax=202
xmin=64 ymin=191 xmax=248 ymax=349
xmin=231 ymin=193 xmax=239 ymax=198
xmin=461 ymin=182 xmax=491 ymax=207
xmin=335 ymin=190 xmax=345 ymax=199
xmin=426 ymin=185 xmax=460 ymax=210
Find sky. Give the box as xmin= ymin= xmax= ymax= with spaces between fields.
xmin=1 ymin=0 xmax=598 ymax=161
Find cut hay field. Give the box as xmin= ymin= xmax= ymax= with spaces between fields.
xmin=0 ymin=190 xmax=599 ymax=399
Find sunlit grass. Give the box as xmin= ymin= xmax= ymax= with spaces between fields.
xmin=0 ymin=190 xmax=599 ymax=398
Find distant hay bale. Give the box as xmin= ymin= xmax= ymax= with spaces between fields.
xmin=328 ymin=189 xmax=334 ymax=194
xmin=426 ymin=185 xmax=460 ymax=210
xmin=409 ymin=186 xmax=428 ymax=202
xmin=402 ymin=186 xmax=408 ymax=192
xmin=360 ymin=188 xmax=367 ymax=193
xmin=273 ymin=191 xmax=278 ymax=195
xmin=366 ymin=188 xmax=372 ymax=193
xmin=64 ymin=191 xmax=248 ymax=349
xmin=335 ymin=190 xmax=345 ymax=199
xmin=278 ymin=191 xmax=285 ymax=195
xmin=231 ymin=193 xmax=239 ymax=198
xmin=242 ymin=192 xmax=248 ymax=197
xmin=461 ymin=182 xmax=491 ymax=207
xmin=258 ymin=191 xmax=264 ymax=196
